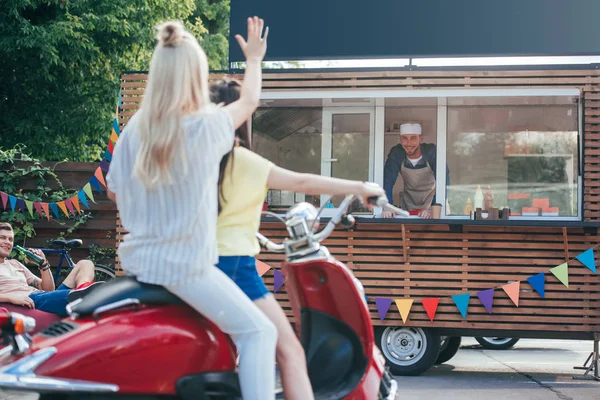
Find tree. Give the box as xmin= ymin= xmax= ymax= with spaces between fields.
xmin=189 ymin=0 xmax=230 ymax=71
xmin=0 ymin=0 xmax=197 ymax=162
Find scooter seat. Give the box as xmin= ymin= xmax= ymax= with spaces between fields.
xmin=69 ymin=276 xmax=185 ymax=317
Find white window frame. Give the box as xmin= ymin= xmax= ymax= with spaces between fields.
xmin=260 ymin=87 xmax=583 ymax=221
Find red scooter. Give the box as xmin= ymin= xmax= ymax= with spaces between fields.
xmin=0 ymin=195 xmax=401 ymax=400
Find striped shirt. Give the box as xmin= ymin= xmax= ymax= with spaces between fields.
xmin=106 ymin=109 xmax=234 ymax=285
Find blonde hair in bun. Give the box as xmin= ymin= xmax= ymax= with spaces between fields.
xmin=156 ymin=20 xmax=186 ymax=47
xmin=134 ymin=20 xmax=214 ymax=188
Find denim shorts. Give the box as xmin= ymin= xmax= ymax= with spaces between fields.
xmin=216 ymin=256 xmax=270 ymax=301
xmin=28 ymin=283 xmax=72 ymax=316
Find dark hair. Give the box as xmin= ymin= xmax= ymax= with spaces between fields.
xmin=0 ymin=222 xmax=13 ymax=233
xmin=210 ymin=78 xmax=252 ymax=213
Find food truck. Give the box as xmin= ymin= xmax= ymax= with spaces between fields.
xmin=117 ymin=0 xmax=600 ymax=377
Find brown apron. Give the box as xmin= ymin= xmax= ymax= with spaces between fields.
xmin=399 ymin=160 xmax=436 ymax=211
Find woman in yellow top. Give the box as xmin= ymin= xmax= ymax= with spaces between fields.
xmin=211 ymin=79 xmax=385 ymax=400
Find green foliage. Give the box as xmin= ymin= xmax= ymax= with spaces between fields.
xmin=189 ymin=0 xmax=230 ymax=71
xmin=0 ymin=0 xmax=197 ymax=162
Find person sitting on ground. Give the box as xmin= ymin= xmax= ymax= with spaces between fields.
xmin=0 ymin=222 xmax=101 ymax=316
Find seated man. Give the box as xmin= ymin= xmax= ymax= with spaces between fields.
xmin=0 ymin=222 xmax=101 ymax=317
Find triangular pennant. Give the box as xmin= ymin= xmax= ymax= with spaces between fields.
xmin=256 ymin=260 xmax=271 ymax=277
xmin=57 ymin=201 xmax=70 ymax=218
xmin=25 ymin=200 xmax=34 ymax=217
xmin=99 ymin=159 xmax=110 ymax=173
xmin=33 ymin=202 xmax=44 ymax=219
xmin=64 ymin=199 xmax=76 ymax=216
xmin=112 ymin=118 xmax=121 ymax=136
xmin=421 ymin=298 xmax=440 ymax=322
xmin=107 ymin=141 xmax=115 ymax=155
xmin=9 ymin=196 xmax=16 ymax=213
xmin=527 ymin=273 xmax=545 ymax=298
xmin=452 ymin=293 xmax=471 ymax=318
xmin=41 ymin=203 xmax=50 ymax=220
xmin=70 ymin=195 xmax=81 ymax=213
xmin=394 ymin=299 xmax=414 ymax=324
xmin=576 ymin=249 xmax=596 ymax=274
xmin=17 ymin=199 xmax=26 ymax=213
xmin=104 ymin=150 xmax=112 ymax=162
xmin=273 ymin=269 xmax=284 ymax=292
xmin=476 ymin=288 xmax=495 ymax=314
xmin=78 ymin=190 xmax=90 ymax=208
xmin=83 ymin=184 xmax=96 ymax=203
xmin=49 ymin=203 xmax=60 ymax=219
xmin=0 ymin=192 xmax=7 ymax=209
xmin=375 ymin=298 xmax=393 ymax=320
xmin=110 ymin=129 xmax=119 ymax=143
xmin=502 ymin=281 xmax=520 ymax=307
xmin=89 ymin=176 xmax=103 ymax=194
xmin=94 ymin=167 xmax=107 ymax=187
xmin=550 ymin=263 xmax=569 ymax=288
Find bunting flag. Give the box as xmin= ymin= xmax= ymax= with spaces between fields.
xmin=1 ymin=192 xmax=7 ymax=209
xmin=41 ymin=203 xmax=50 ymax=220
xmin=550 ymin=263 xmax=569 ymax=288
xmin=9 ymin=196 xmax=16 ymax=213
xmin=576 ymin=249 xmax=596 ymax=274
xmin=83 ymin=184 xmax=96 ymax=203
xmin=25 ymin=200 xmax=34 ymax=217
xmin=57 ymin=201 xmax=69 ymax=218
xmin=375 ymin=298 xmax=393 ymax=320
xmin=112 ymin=118 xmax=121 ymax=137
xmin=422 ymin=298 xmax=440 ymax=322
xmin=256 ymin=260 xmax=271 ymax=277
xmin=100 ymin=159 xmax=110 ymax=173
xmin=110 ymin=130 xmax=119 ymax=144
xmin=502 ymin=281 xmax=520 ymax=307
xmin=49 ymin=203 xmax=60 ymax=219
xmin=395 ymin=299 xmax=414 ymax=324
xmin=273 ymin=269 xmax=284 ymax=292
xmin=94 ymin=167 xmax=106 ymax=187
xmin=452 ymin=293 xmax=471 ymax=318
xmin=107 ymin=141 xmax=115 ymax=154
xmin=64 ymin=199 xmax=76 ymax=216
xmin=527 ymin=273 xmax=545 ymax=298
xmin=71 ymin=195 xmax=81 ymax=214
xmin=78 ymin=190 xmax=90 ymax=209
xmin=33 ymin=202 xmax=44 ymax=219
xmin=89 ymin=176 xmax=103 ymax=194
xmin=476 ymin=288 xmax=495 ymax=314
xmin=17 ymin=199 xmax=26 ymax=213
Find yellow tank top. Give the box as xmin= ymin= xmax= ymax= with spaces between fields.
xmin=217 ymin=147 xmax=274 ymax=256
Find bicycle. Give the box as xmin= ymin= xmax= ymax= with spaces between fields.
xmin=37 ymin=238 xmax=116 ymax=284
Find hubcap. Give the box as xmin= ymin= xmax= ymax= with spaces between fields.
xmin=380 ymin=327 xmax=427 ymax=366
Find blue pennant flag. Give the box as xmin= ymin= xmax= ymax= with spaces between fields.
xmin=576 ymin=249 xmax=596 ymax=274
xmin=112 ymin=118 xmax=121 ymax=137
xmin=49 ymin=203 xmax=60 ymax=219
xmin=104 ymin=150 xmax=112 ymax=162
xmin=78 ymin=190 xmax=90 ymax=209
xmin=89 ymin=176 xmax=103 ymax=194
xmin=527 ymin=272 xmax=545 ymax=298
xmin=16 ymin=198 xmax=26 ymax=213
xmin=452 ymin=293 xmax=471 ymax=318
xmin=9 ymin=196 xmax=17 ymax=213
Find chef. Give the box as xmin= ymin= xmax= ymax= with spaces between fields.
xmin=382 ymin=122 xmax=440 ymax=219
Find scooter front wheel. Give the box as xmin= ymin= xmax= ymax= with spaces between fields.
xmin=375 ymin=326 xmax=440 ymax=376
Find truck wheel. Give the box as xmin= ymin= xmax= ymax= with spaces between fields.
xmin=435 ymin=336 xmax=462 ymax=364
xmin=475 ymin=337 xmax=520 ymax=350
xmin=375 ymin=326 xmax=440 ymax=376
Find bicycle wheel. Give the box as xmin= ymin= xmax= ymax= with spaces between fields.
xmin=94 ymin=264 xmax=116 ymax=282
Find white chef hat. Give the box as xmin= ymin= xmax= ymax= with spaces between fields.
xmin=400 ymin=123 xmax=422 ymax=135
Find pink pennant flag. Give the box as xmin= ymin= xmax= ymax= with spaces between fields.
xmin=95 ymin=167 xmax=107 ymax=188
xmin=64 ymin=199 xmax=76 ymax=216
xmin=0 ymin=192 xmax=7 ymax=209
xmin=33 ymin=202 xmax=44 ymax=219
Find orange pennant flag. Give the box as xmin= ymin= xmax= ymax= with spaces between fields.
xmin=256 ymin=260 xmax=271 ymax=277
xmin=502 ymin=281 xmax=520 ymax=307
xmin=110 ymin=129 xmax=119 ymax=143
xmin=57 ymin=201 xmax=69 ymax=218
xmin=395 ymin=299 xmax=414 ymax=324
xmin=95 ymin=167 xmax=106 ymax=188
xmin=71 ymin=195 xmax=81 ymax=213
xmin=41 ymin=203 xmax=50 ymax=220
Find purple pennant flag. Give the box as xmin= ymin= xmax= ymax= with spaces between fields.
xmin=476 ymin=288 xmax=495 ymax=314
xmin=273 ymin=269 xmax=284 ymax=292
xmin=375 ymin=298 xmax=393 ymax=320
xmin=99 ymin=159 xmax=110 ymax=173
xmin=17 ymin=198 xmax=26 ymax=213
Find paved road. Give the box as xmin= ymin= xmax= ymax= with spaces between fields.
xmin=1 ymin=338 xmax=599 ymax=399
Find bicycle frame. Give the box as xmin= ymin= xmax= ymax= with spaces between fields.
xmin=38 ymin=249 xmax=75 ymax=283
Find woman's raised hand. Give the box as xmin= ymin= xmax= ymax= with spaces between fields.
xmin=235 ymin=16 xmax=269 ymax=63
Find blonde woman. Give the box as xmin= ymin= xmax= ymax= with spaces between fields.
xmin=211 ymin=79 xmax=386 ymax=400
xmin=106 ymin=18 xmax=278 ymax=400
